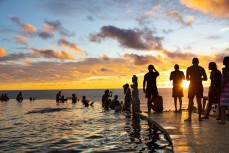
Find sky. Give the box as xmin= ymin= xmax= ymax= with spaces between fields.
xmin=0 ymin=0 xmax=229 ymax=90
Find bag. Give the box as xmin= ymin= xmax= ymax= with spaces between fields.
xmin=153 ymin=95 xmax=163 ymax=112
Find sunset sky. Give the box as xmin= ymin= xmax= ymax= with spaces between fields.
xmin=0 ymin=0 xmax=229 ymax=90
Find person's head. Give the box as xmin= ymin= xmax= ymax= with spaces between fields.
xmin=105 ymin=89 xmax=109 ymax=94
xmin=114 ymin=95 xmax=118 ymax=99
xmin=174 ymin=64 xmax=179 ymax=70
xmin=148 ymin=65 xmax=154 ymax=71
xmin=72 ymin=94 xmax=76 ymax=97
xmin=82 ymin=96 xmax=86 ymax=100
xmin=192 ymin=58 xmax=199 ymax=65
xmin=208 ymin=62 xmax=217 ymax=70
xmin=223 ymin=56 xmax=229 ymax=67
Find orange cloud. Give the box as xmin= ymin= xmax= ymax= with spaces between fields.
xmin=0 ymin=48 xmax=7 ymax=57
xmin=16 ymin=35 xmax=27 ymax=44
xmin=58 ymin=38 xmax=85 ymax=53
xmin=180 ymin=0 xmax=229 ymax=18
xmin=22 ymin=23 xmax=36 ymax=33
xmin=23 ymin=59 xmax=32 ymax=66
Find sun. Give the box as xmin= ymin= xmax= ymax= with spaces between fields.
xmin=182 ymin=80 xmax=190 ymax=88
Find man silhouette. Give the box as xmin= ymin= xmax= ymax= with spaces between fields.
xmin=143 ymin=65 xmax=159 ymax=113
xmin=185 ymin=58 xmax=207 ymax=121
xmin=170 ymin=64 xmax=185 ymax=112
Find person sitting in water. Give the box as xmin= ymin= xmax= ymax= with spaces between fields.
xmin=102 ymin=89 xmax=112 ymax=109
xmin=72 ymin=94 xmax=77 ymax=103
xmin=16 ymin=92 xmax=23 ymax=102
xmin=60 ymin=95 xmax=68 ymax=103
xmin=56 ymin=91 xmax=61 ymax=102
xmin=109 ymin=95 xmax=120 ymax=110
xmin=81 ymin=96 xmax=94 ymax=107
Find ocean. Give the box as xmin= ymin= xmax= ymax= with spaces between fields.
xmin=1 ymin=88 xmax=209 ymax=111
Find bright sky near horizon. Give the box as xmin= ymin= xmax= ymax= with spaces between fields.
xmin=0 ymin=0 xmax=229 ymax=90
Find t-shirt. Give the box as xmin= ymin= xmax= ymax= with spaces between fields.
xmin=186 ymin=65 xmax=207 ymax=85
xmin=144 ymin=71 xmax=159 ymax=90
xmin=170 ymin=70 xmax=185 ymax=87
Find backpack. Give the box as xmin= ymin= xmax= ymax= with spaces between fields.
xmin=153 ymin=96 xmax=163 ymax=112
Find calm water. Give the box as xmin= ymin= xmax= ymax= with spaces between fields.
xmin=1 ymin=88 xmax=209 ymax=111
xmin=0 ymin=100 xmax=173 ymax=152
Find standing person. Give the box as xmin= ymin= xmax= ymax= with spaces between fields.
xmin=56 ymin=91 xmax=61 ymax=102
xmin=185 ymin=58 xmax=207 ymax=121
xmin=102 ymin=90 xmax=112 ymax=109
xmin=170 ymin=64 xmax=185 ymax=112
xmin=123 ymin=84 xmax=132 ymax=112
xmin=202 ymin=62 xmax=221 ymax=119
xmin=143 ymin=64 xmax=160 ymax=113
xmin=218 ymin=56 xmax=229 ymax=124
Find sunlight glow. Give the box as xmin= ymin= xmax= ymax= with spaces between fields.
xmin=182 ymin=80 xmax=190 ymax=88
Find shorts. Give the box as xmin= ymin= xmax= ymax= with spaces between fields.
xmin=146 ymin=88 xmax=158 ymax=99
xmin=188 ymin=84 xmax=203 ymax=99
xmin=172 ymin=86 xmax=184 ymax=97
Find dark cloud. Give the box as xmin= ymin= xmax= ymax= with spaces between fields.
xmin=162 ymin=50 xmax=196 ymax=59
xmin=87 ymin=16 xmax=95 ymax=21
xmin=30 ymin=48 xmax=75 ymax=60
xmin=100 ymin=68 xmax=111 ymax=72
xmin=38 ymin=31 xmax=53 ymax=39
xmin=206 ymin=35 xmax=221 ymax=40
xmin=0 ymin=53 xmax=33 ymax=62
xmin=162 ymin=29 xmax=174 ymax=34
xmin=58 ymin=38 xmax=85 ymax=53
xmin=123 ymin=53 xmax=161 ymax=65
xmin=90 ymin=25 xmax=163 ymax=50
xmin=9 ymin=16 xmax=21 ymax=25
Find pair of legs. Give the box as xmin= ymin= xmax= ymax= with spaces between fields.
xmin=174 ymin=97 xmax=182 ymax=112
xmin=219 ymin=106 xmax=228 ymax=124
xmin=146 ymin=89 xmax=158 ymax=113
xmin=185 ymin=97 xmax=202 ymax=121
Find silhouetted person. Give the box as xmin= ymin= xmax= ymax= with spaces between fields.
xmin=82 ymin=96 xmax=94 ymax=107
xmin=123 ymin=83 xmax=132 ymax=112
xmin=102 ymin=89 xmax=112 ymax=109
xmin=16 ymin=92 xmax=23 ymax=102
xmin=56 ymin=91 xmax=61 ymax=102
xmin=72 ymin=94 xmax=77 ymax=103
xmin=218 ymin=56 xmax=229 ymax=124
xmin=110 ymin=95 xmax=120 ymax=110
xmin=185 ymin=58 xmax=207 ymax=121
xmin=143 ymin=65 xmax=159 ymax=113
xmin=60 ymin=95 xmax=68 ymax=103
xmin=170 ymin=64 xmax=185 ymax=112
xmin=202 ymin=62 xmax=221 ymax=119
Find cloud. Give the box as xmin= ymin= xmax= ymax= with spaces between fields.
xmin=16 ymin=35 xmax=27 ymax=44
xmin=23 ymin=59 xmax=32 ymax=66
xmin=100 ymin=54 xmax=110 ymax=61
xmin=58 ymin=38 xmax=85 ymax=53
xmin=180 ymin=0 xmax=229 ymax=18
xmin=0 ymin=53 xmax=32 ymax=62
xmin=206 ymin=35 xmax=221 ymax=40
xmin=100 ymin=68 xmax=111 ymax=72
xmin=0 ymin=48 xmax=6 ymax=57
xmin=38 ymin=20 xmax=75 ymax=39
xmin=123 ymin=53 xmax=161 ymax=65
xmin=166 ymin=10 xmax=194 ymax=26
xmin=21 ymin=23 xmax=36 ymax=34
xmin=9 ymin=16 xmax=21 ymax=25
xmin=30 ymin=48 xmax=75 ymax=60
xmin=90 ymin=25 xmax=163 ymax=50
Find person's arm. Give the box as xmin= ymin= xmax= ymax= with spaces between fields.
xmin=202 ymin=69 xmax=207 ymax=81
xmin=170 ymin=72 xmax=173 ymax=81
xmin=143 ymin=75 xmax=146 ymax=93
xmin=182 ymin=71 xmax=185 ymax=80
xmin=154 ymin=67 xmax=159 ymax=76
xmin=186 ymin=68 xmax=190 ymax=81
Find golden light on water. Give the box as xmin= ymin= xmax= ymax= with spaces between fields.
xmin=182 ymin=80 xmax=190 ymax=88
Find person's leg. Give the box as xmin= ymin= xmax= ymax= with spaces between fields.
xmin=185 ymin=98 xmax=194 ymax=121
xmin=174 ymin=97 xmax=177 ymax=112
xmin=202 ymin=99 xmax=212 ymax=119
xmin=202 ymin=98 xmax=206 ymax=112
xmin=219 ymin=106 xmax=226 ymax=124
xmin=197 ymin=98 xmax=202 ymax=121
xmin=147 ymin=94 xmax=152 ymax=113
xmin=178 ymin=97 xmax=182 ymax=112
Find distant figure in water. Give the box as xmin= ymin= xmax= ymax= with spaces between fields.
xmin=185 ymin=58 xmax=207 ymax=121
xmin=16 ymin=92 xmax=23 ymax=102
xmin=72 ymin=94 xmax=77 ymax=103
xmin=170 ymin=64 xmax=185 ymax=112
xmin=122 ymin=83 xmax=132 ymax=112
xmin=1 ymin=93 xmax=9 ymax=101
xmin=202 ymin=62 xmax=221 ymax=120
xmin=56 ymin=91 xmax=61 ymax=102
xmin=60 ymin=95 xmax=68 ymax=103
xmin=102 ymin=89 xmax=112 ymax=110
xmin=30 ymin=97 xmax=36 ymax=101
xmin=82 ymin=96 xmax=94 ymax=107
xmin=109 ymin=95 xmax=122 ymax=112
